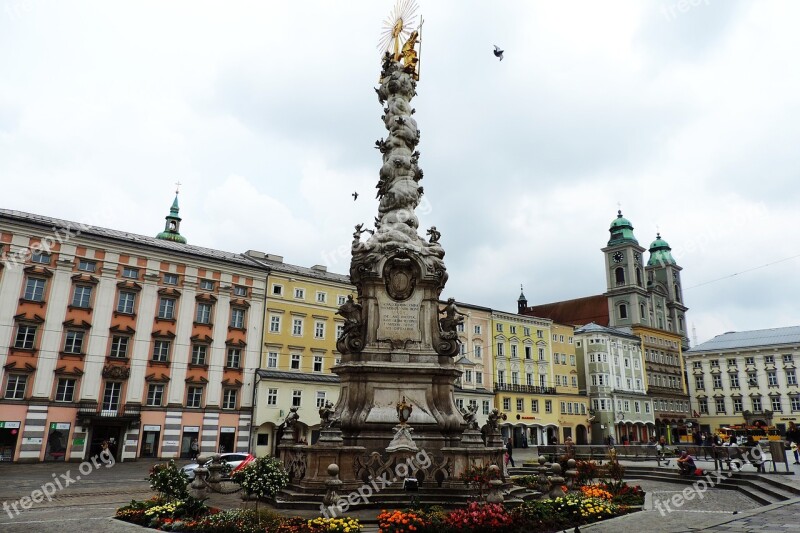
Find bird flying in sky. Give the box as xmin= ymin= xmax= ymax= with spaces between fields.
xmin=493 ymin=45 xmax=504 ymax=61
xmin=352 ymin=191 xmax=359 ymax=201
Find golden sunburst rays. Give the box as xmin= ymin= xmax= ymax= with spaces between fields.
xmin=378 ymin=0 xmax=420 ymax=60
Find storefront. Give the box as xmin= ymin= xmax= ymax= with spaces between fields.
xmin=140 ymin=425 xmax=161 ymax=458
xmin=45 ymin=422 xmax=71 ymax=461
xmin=180 ymin=426 xmax=200 ymax=458
xmin=218 ymin=427 xmax=236 ymax=453
xmin=0 ymin=421 xmax=21 ymax=461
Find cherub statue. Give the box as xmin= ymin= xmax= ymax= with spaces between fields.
xmin=460 ymin=403 xmax=480 ymax=430
xmin=318 ymin=400 xmax=338 ymax=429
xmin=438 ymin=297 xmax=466 ymax=334
xmin=486 ymin=408 xmax=500 ymax=431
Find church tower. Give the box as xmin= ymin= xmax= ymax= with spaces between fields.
xmin=602 ymin=210 xmax=648 ymax=327
xmin=155 ymin=191 xmax=187 ymax=244
xmin=646 ymin=233 xmax=689 ymax=348
xmin=517 ymin=284 xmax=527 ymax=314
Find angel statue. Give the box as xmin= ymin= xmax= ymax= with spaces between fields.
xmin=438 ymin=297 xmax=466 ymax=334
xmin=460 ymin=403 xmax=480 ymax=430
xmin=318 ymin=400 xmax=339 ymax=429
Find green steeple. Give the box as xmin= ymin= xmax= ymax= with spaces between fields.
xmin=156 ymin=192 xmax=187 ymax=244
xmin=607 ymin=210 xmax=638 ymax=246
xmin=647 ymin=233 xmax=676 ymax=266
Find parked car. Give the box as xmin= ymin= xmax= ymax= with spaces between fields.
xmin=181 ymin=452 xmax=250 ymax=481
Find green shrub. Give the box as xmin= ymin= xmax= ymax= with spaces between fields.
xmin=148 ymin=460 xmax=190 ymax=500
xmin=230 ymin=456 xmax=289 ymax=500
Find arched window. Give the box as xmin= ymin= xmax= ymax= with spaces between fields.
xmin=636 ymin=268 xmax=642 ymax=287
xmin=640 ymin=303 xmax=646 ymax=321
xmin=678 ymin=316 xmax=684 ymax=332
xmin=615 ymin=267 xmax=625 ymax=285
xmin=619 ymin=304 xmax=628 ymax=319
xmin=674 ymin=285 xmax=681 ymax=302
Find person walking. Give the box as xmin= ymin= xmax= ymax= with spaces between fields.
xmin=787 ymin=422 xmax=800 ymax=464
xmin=505 ymin=438 xmax=515 ymax=467
xmin=190 ymin=438 xmax=199 ymax=461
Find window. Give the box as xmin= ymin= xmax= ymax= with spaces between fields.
xmin=313 ymin=356 xmax=323 ymax=372
xmin=772 ymin=396 xmax=782 ymax=413
xmin=291 ymin=354 xmax=301 ymax=370
xmin=745 ymin=356 xmax=755 ymax=365
xmin=337 ymin=295 xmax=347 ymax=306
xmin=765 ymin=355 xmax=775 ymax=364
xmin=523 ymin=327 xmax=531 ymax=337
xmin=122 ymin=267 xmax=139 ymax=279
xmin=109 ymin=336 xmax=129 ymax=358
xmin=791 ymin=395 xmax=800 ymax=412
xmin=457 ymin=322 xmax=465 ymax=332
xmin=715 ymin=398 xmax=726 ymax=414
xmin=693 ymin=361 xmax=702 ymax=369
xmin=618 ymin=304 xmax=628 ymax=319
xmin=146 ymin=384 xmax=164 ymax=406
xmin=163 ymin=273 xmax=179 ymax=285
xmin=230 ymin=308 xmax=246 ymax=328
xmin=78 ymin=259 xmax=96 ymax=272
xmin=615 ymin=267 xmax=625 ymax=284
xmin=698 ymin=398 xmax=709 ymax=414
xmin=784 ymin=354 xmax=794 ymax=364
xmin=316 ymin=292 xmax=327 ymax=303
xmin=572 ymin=376 xmax=578 ymax=387
xmin=524 ymin=346 xmax=532 ymax=359
xmin=233 ymin=285 xmax=247 ymax=297
xmin=727 ymin=358 xmax=737 ymax=367
xmin=747 ymin=373 xmax=758 ymax=387
xmin=23 ymin=278 xmax=46 ymax=301
xmin=476 ymin=372 xmax=482 ymax=384
xmin=269 ymin=315 xmax=281 ymax=333
xmin=294 ymin=288 xmax=305 ymax=299
xmin=496 ymin=323 xmax=503 ymax=332
xmin=14 ymin=325 xmax=37 ymax=350
xmin=292 ymin=390 xmax=302 ymax=407
xmin=733 ymin=398 xmax=743 ymax=413
xmin=516 ymin=398 xmax=524 ymax=411
xmin=314 ymin=321 xmax=325 ymax=339
xmin=511 ymin=371 xmax=519 ymax=385
xmin=497 ymin=343 xmax=504 ymax=357
xmin=497 ymin=370 xmax=505 ymax=385
xmin=4 ymin=375 xmax=26 ymax=399
xmin=64 ymin=330 xmax=84 ymax=354
xmin=71 ymin=285 xmax=92 ymax=308
xmin=292 ymin=318 xmax=303 ymax=336
xmin=465 ymin=370 xmax=473 ymax=382
xmin=102 ymin=381 xmax=121 ymax=411
xmin=570 ymin=354 xmax=575 ymax=365
xmin=483 ymin=400 xmax=490 ymax=415
xmin=158 ymin=297 xmax=176 ymax=319
xmin=117 ymin=291 xmax=136 ymax=314
xmin=768 ymin=371 xmax=778 ymax=387
xmin=787 ymin=370 xmax=797 ymax=386
xmin=635 ymin=401 xmax=641 ymax=413
xmin=537 ymin=329 xmax=543 ymax=339
xmin=222 ymin=389 xmax=237 ymax=409
xmin=227 ymin=348 xmax=241 ymax=369
xmin=545 ymin=400 xmax=552 ymax=413
xmin=55 ymin=378 xmax=76 ymax=402
xmin=267 ymin=388 xmax=278 ymax=406
xmin=267 ymin=352 xmax=278 ymax=368
xmin=729 ymin=373 xmax=739 ymax=388
xmin=191 ymin=345 xmax=207 ymax=366
xmin=152 ymin=340 xmax=170 ymax=362
xmin=695 ymin=377 xmax=705 ymax=390
xmin=752 ymin=397 xmax=762 ymax=412
xmin=456 ymin=398 xmax=464 ymax=410
xmin=316 ymin=391 xmax=327 ymax=408
xmin=336 ymin=324 xmax=344 ymax=338
xmin=474 ymin=325 xmax=482 ymax=334
xmin=502 ymin=397 xmax=511 ymax=410
xmin=562 ymin=354 xmax=567 ymax=364
xmin=191 ymin=302 xmax=211 ymax=324
xmin=539 ymin=348 xmax=545 ymax=360
xmin=530 ymin=399 xmax=539 ymax=412
xmin=187 ymin=386 xmax=203 ymax=408
xmin=710 ymin=359 xmax=719 ymax=367
xmin=712 ymin=375 xmax=722 ymax=389
xmin=31 ymin=251 xmax=50 ymax=264
xmin=271 ymin=284 xmax=283 ymax=296
xmin=200 ymin=279 xmax=214 ymax=290
xmin=509 ymin=326 xmax=517 ymax=335
xmin=511 ymin=344 xmax=518 ymax=358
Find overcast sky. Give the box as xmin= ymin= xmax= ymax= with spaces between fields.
xmin=2 ymin=0 xmax=799 ymax=345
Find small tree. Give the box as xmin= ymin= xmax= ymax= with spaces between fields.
xmin=231 ymin=456 xmax=289 ymax=523
xmin=148 ymin=459 xmax=190 ymax=500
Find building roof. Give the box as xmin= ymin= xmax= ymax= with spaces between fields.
xmin=0 ymin=208 xmax=258 ymax=267
xmin=523 ymin=294 xmax=609 ymax=327
xmin=608 ymin=210 xmax=639 ymax=246
xmin=256 ymin=369 xmax=342 ymax=384
xmin=647 ymin=233 xmax=676 ymax=267
xmin=244 ymin=254 xmax=352 ymax=285
xmin=574 ymin=321 xmax=641 ymax=341
xmin=688 ymin=326 xmax=800 ymax=353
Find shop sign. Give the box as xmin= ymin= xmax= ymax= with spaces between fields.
xmin=49 ymin=422 xmax=71 ymax=430
xmin=183 ymin=426 xmax=200 ymax=432
xmin=163 ymin=440 xmax=179 ymax=447
xmin=125 ymin=439 xmax=136 ymax=446
xmin=73 ymin=438 xmax=85 ymax=446
xmin=23 ymin=437 xmax=42 ymax=445
xmin=0 ymin=421 xmax=21 ymax=429
xmin=220 ymin=427 xmax=236 ymax=433
xmin=143 ymin=425 xmax=161 ymax=431
xmin=520 ymin=416 xmax=537 ymax=420
xmin=780 ymin=417 xmax=797 ymax=421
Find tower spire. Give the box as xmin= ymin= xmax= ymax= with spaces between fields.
xmin=156 ymin=187 xmax=187 ymax=244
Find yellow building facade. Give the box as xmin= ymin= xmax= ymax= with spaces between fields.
xmin=245 ymin=252 xmax=354 ymax=456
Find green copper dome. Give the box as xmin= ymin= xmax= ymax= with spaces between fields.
xmin=648 ymin=233 xmax=675 ymax=266
xmin=156 ymin=193 xmax=187 ymax=244
xmin=607 ymin=210 xmax=639 ymax=246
